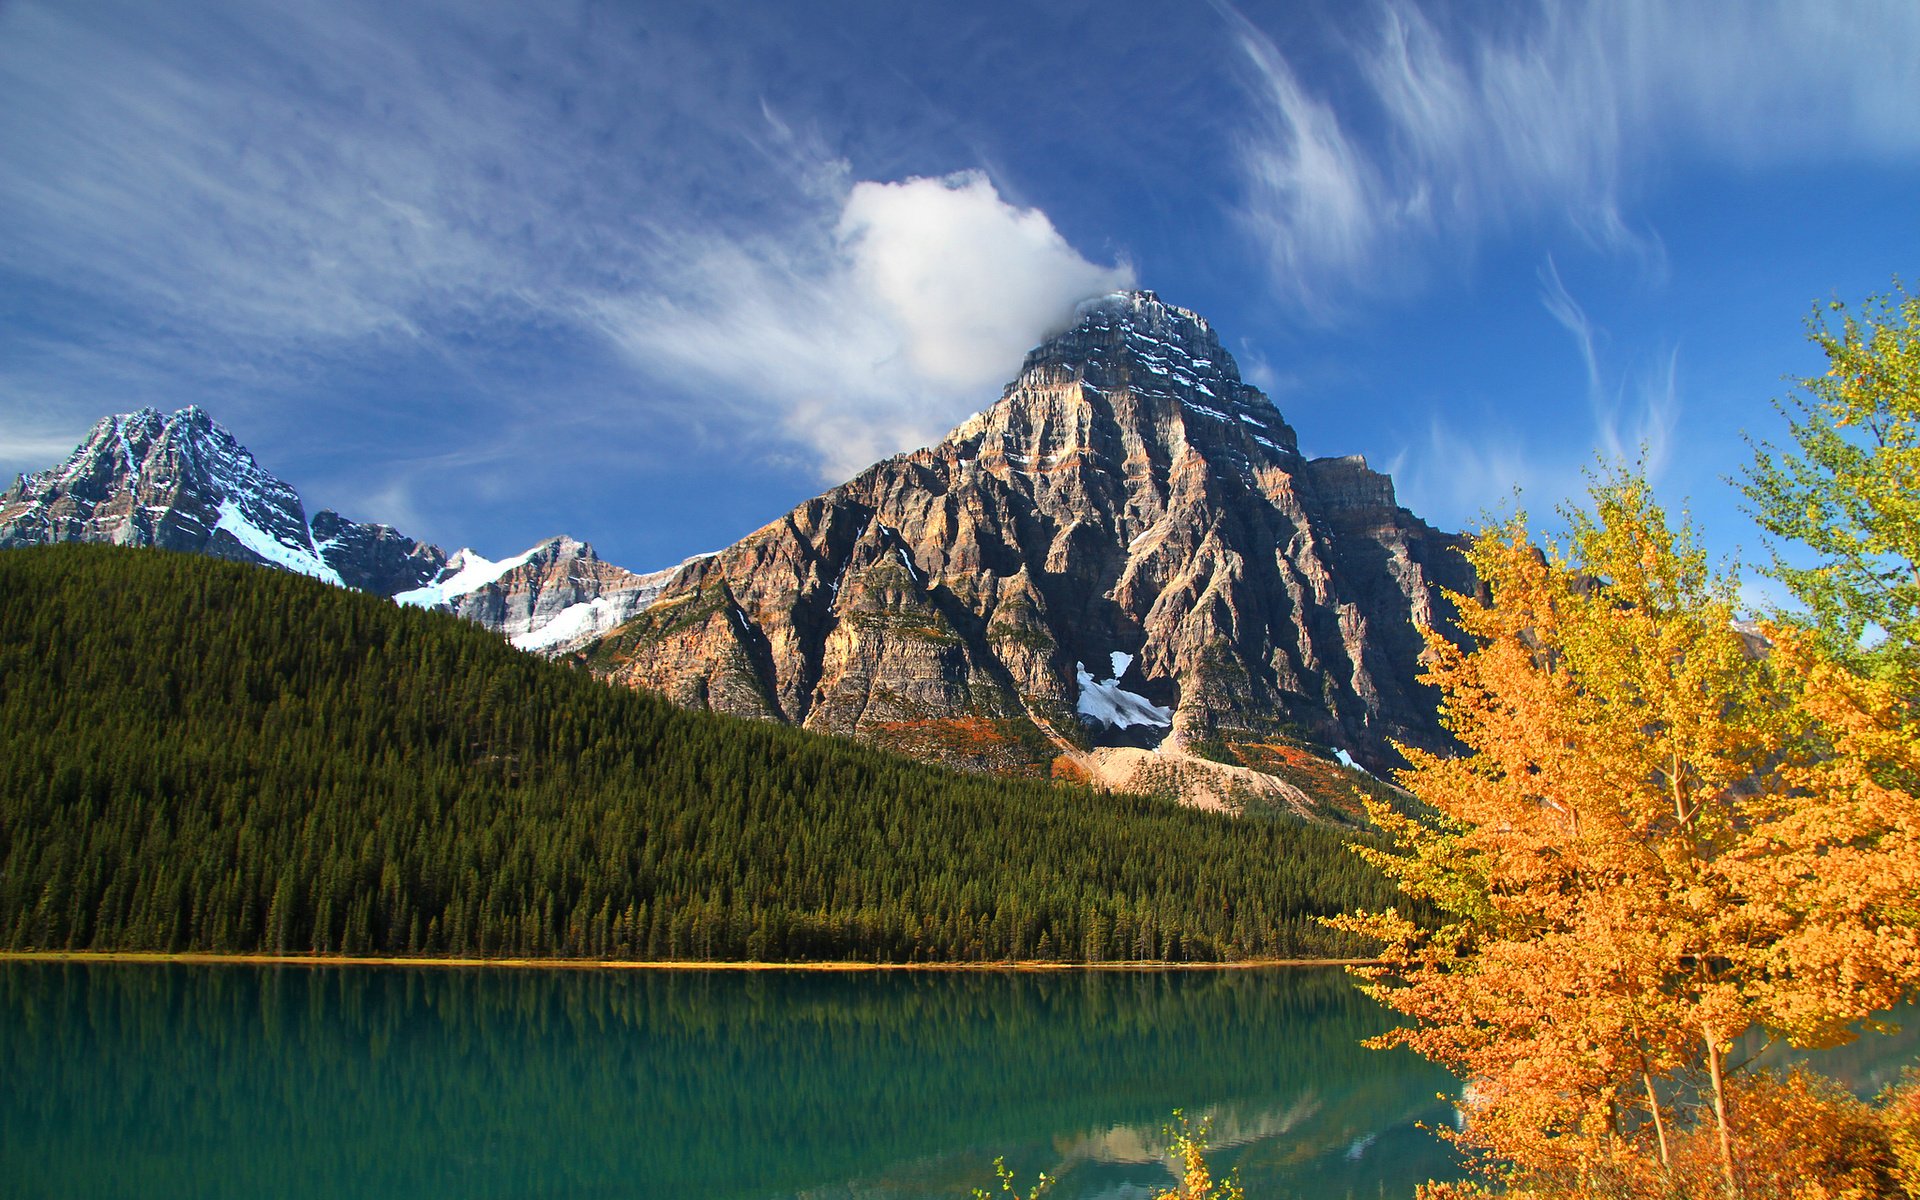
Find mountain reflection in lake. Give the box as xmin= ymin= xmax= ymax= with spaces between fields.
xmin=1 ymin=963 xmax=1465 ymax=1199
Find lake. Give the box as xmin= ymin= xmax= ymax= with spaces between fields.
xmin=0 ymin=963 xmax=1465 ymax=1199
xmin=7 ymin=961 xmax=1913 ymax=1200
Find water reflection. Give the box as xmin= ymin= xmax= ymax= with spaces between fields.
xmin=0 ymin=964 xmax=1462 ymax=1199
xmin=1748 ymin=1010 xmax=1920 ymax=1100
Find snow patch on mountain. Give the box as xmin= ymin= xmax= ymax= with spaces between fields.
xmin=215 ymin=498 xmax=344 ymax=586
xmin=511 ymin=596 xmax=621 ymax=652
xmin=397 ymin=538 xmax=696 ymax=655
xmin=394 ymin=547 xmax=539 ymax=609
xmin=1075 ymin=656 xmax=1172 ymax=729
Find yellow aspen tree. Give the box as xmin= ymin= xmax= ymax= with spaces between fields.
xmin=1737 ymin=281 xmax=1920 ymax=1060
xmin=1739 ymin=633 xmax=1920 ymax=1047
xmin=1744 ymin=283 xmax=1920 ymax=682
xmin=1335 ymin=471 xmax=1919 ymax=1200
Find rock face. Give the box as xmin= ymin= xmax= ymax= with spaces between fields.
xmin=311 ymin=510 xmax=449 ymax=597
xmin=592 ymin=291 xmax=1474 ymax=795
xmin=0 ymin=406 xmax=445 ymax=593
xmin=396 ymin=537 xmax=690 ymax=654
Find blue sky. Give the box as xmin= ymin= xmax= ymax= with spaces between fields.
xmin=3 ymin=0 xmax=1916 ymax=584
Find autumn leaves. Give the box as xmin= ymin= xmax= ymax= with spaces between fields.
xmin=1339 ymin=286 xmax=1920 ymax=1199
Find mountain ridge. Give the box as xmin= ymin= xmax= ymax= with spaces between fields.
xmin=0 ymin=405 xmax=665 ymax=654
xmin=3 ymin=289 xmax=1473 ymax=814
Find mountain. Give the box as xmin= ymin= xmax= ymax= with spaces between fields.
xmin=396 ymin=536 xmax=696 ymax=654
xmin=0 ymin=405 xmax=445 ymax=593
xmin=0 ymin=543 xmax=1394 ymax=961
xmin=0 ymin=405 xmax=663 ymax=653
xmin=312 ymin=508 xmax=451 ymax=598
xmin=4 ymin=292 xmax=1473 ymax=817
xmin=589 ymin=291 xmax=1473 ymax=813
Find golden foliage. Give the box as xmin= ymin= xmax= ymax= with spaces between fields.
xmin=1147 ymin=1111 xmax=1244 ymax=1200
xmin=1419 ymin=1071 xmax=1906 ymax=1200
xmin=972 ymin=1111 xmax=1242 ymax=1200
xmin=1886 ymin=1072 xmax=1920 ymax=1196
xmin=1333 ymin=470 xmax=1920 ymax=1199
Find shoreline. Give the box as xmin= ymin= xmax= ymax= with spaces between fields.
xmin=0 ymin=950 xmax=1379 ymax=972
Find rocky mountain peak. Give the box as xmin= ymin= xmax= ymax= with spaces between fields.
xmin=1026 ymin=290 xmax=1226 ymax=376
xmin=398 ymin=533 xmax=685 ymax=654
xmin=5 ymin=405 xmax=329 ymax=577
xmin=947 ymin=286 xmax=1300 ymax=485
xmin=7 ymin=407 xmax=690 ymax=657
xmin=1023 ymin=290 xmax=1280 ymax=430
xmin=592 ymin=288 xmax=1473 ymax=816
xmin=1 ymin=405 xmax=451 ymax=594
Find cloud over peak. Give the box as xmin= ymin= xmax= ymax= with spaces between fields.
xmin=839 ymin=174 xmax=1130 ymax=392
xmin=600 ymin=171 xmax=1133 ymax=480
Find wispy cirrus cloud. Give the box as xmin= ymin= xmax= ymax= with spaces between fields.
xmin=0 ymin=0 xmax=1128 ymax=495
xmin=1384 ymin=262 xmax=1683 ymax=533
xmin=1217 ymin=0 xmax=1920 ymax=316
xmin=0 ymin=429 xmax=93 ymax=479
xmin=1537 ymin=260 xmax=1678 ymax=478
xmin=2 ymin=2 xmax=598 ymax=349
xmin=1384 ymin=417 xmax=1534 ymax=534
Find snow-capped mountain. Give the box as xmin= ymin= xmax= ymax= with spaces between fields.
xmin=397 ymin=536 xmax=698 ymax=655
xmin=6 ymin=292 xmax=1474 ymax=814
xmin=0 ymin=406 xmax=444 ymax=592
xmin=1 ymin=406 xmax=674 ymax=654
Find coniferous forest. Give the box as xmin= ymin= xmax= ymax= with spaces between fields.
xmin=0 ymin=544 xmax=1395 ymax=962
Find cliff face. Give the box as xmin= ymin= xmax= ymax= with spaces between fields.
xmin=592 ymin=291 xmax=1473 ymax=803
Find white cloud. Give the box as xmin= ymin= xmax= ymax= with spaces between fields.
xmin=1219 ymin=0 xmax=1920 ymax=314
xmin=591 ymin=172 xmax=1133 ymax=480
xmin=838 ymin=175 xmax=1130 ymax=392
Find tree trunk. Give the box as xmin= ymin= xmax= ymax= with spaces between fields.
xmin=1642 ymin=1070 xmax=1672 ymax=1177
xmin=1703 ymin=1024 xmax=1739 ymax=1198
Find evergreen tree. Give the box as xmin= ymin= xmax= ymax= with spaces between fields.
xmin=0 ymin=544 xmax=1397 ymax=964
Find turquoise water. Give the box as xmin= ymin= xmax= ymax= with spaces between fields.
xmin=2 ymin=963 xmax=1462 ymax=1198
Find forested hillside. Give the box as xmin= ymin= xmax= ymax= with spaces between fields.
xmin=0 ymin=545 xmax=1393 ymax=962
